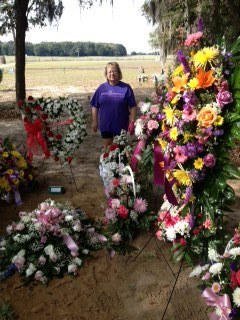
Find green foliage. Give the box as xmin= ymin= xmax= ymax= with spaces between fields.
xmin=0 ymin=301 xmax=16 ymax=320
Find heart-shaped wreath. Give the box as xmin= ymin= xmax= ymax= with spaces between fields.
xmin=18 ymin=96 xmax=87 ymax=163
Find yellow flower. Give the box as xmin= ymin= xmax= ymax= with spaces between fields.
xmin=163 ymin=106 xmax=175 ymax=125
xmin=157 ymin=138 xmax=167 ymax=151
xmin=170 ymin=127 xmax=178 ymax=141
xmin=172 ymin=65 xmax=184 ymax=76
xmin=194 ymin=158 xmax=204 ymax=170
xmin=20 ymin=170 xmax=24 ymax=177
xmin=214 ymin=115 xmax=224 ymax=126
xmin=28 ymin=174 xmax=33 ymax=180
xmin=171 ymin=93 xmax=182 ymax=105
xmin=6 ymin=169 xmax=13 ymax=175
xmin=11 ymin=150 xmax=21 ymax=158
xmin=17 ymin=158 xmax=27 ymax=169
xmin=13 ymin=179 xmax=19 ymax=185
xmin=2 ymin=152 xmax=9 ymax=158
xmin=173 ymin=169 xmax=192 ymax=186
xmin=0 ymin=177 xmax=10 ymax=190
xmin=183 ymin=133 xmax=193 ymax=143
xmin=187 ymin=77 xmax=199 ymax=90
xmin=192 ymin=46 xmax=219 ymax=69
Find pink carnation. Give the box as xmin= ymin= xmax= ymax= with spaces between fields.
xmin=184 ymin=31 xmax=203 ymax=47
xmin=147 ymin=119 xmax=159 ymax=131
xmin=117 ymin=205 xmax=129 ymax=219
xmin=150 ymin=105 xmax=159 ymax=114
xmin=134 ymin=198 xmax=148 ymax=213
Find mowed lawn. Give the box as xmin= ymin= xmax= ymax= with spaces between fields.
xmin=0 ymin=55 xmax=173 ymax=95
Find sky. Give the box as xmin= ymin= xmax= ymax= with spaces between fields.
xmin=2 ymin=0 xmax=154 ymax=54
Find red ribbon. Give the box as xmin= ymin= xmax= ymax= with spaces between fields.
xmin=153 ymin=141 xmax=178 ymax=206
xmin=24 ymin=118 xmax=50 ymax=163
xmin=202 ymin=288 xmax=231 ymax=320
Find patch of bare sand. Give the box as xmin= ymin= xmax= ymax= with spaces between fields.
xmin=0 ymin=88 xmax=239 ymax=320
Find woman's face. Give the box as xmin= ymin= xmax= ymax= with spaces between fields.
xmin=106 ymin=66 xmax=119 ymax=85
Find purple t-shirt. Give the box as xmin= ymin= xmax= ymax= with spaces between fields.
xmin=90 ymin=81 xmax=136 ymax=135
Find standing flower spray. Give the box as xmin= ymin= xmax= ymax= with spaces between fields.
xmin=133 ymin=27 xmax=240 ymax=263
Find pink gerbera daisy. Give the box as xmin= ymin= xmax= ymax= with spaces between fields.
xmin=173 ymin=145 xmax=188 ymax=163
xmin=134 ymin=198 xmax=148 ymax=213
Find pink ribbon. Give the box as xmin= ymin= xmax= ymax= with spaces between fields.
xmin=63 ymin=234 xmax=79 ymax=254
xmin=153 ymin=142 xmax=178 ymax=206
xmin=130 ymin=139 xmax=146 ymax=172
xmin=202 ymin=288 xmax=231 ymax=320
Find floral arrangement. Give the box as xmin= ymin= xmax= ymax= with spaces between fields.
xmin=100 ymin=131 xmax=155 ymax=254
xmin=0 ymin=199 xmax=107 ymax=284
xmin=189 ymin=226 xmax=240 ymax=319
xmin=18 ymin=96 xmax=87 ymax=163
xmin=133 ymin=27 xmax=240 ymax=262
xmin=0 ymin=137 xmax=35 ymax=205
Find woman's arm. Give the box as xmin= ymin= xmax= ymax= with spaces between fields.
xmin=91 ymin=107 xmax=98 ymax=132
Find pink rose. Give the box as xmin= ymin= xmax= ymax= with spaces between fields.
xmin=216 ymin=90 xmax=233 ymax=107
xmin=203 ymin=154 xmax=216 ymax=168
xmin=117 ymin=205 xmax=129 ymax=219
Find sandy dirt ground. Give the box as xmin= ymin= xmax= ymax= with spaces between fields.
xmin=0 ymin=86 xmax=239 ymax=320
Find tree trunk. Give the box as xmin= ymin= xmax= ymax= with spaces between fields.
xmin=15 ymin=0 xmax=29 ymax=101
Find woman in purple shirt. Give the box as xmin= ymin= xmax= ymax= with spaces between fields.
xmin=90 ymin=62 xmax=137 ymax=148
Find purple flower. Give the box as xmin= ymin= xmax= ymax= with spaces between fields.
xmin=203 ymin=154 xmax=216 ymax=168
xmin=177 ymin=50 xmax=190 ymax=74
xmin=230 ymin=262 xmax=237 ymax=271
xmin=216 ymin=90 xmax=233 ymax=107
xmin=185 ymin=142 xmax=197 ymax=159
xmin=197 ymin=17 xmax=204 ymax=32
xmin=184 ymin=186 xmax=193 ymax=204
xmin=213 ymin=129 xmax=224 ymax=136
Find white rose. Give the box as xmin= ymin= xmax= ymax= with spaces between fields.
xmin=68 ymin=264 xmax=78 ymax=274
xmin=26 ymin=263 xmax=37 ymax=277
xmin=44 ymin=244 xmax=54 ymax=255
xmin=65 ymin=215 xmax=73 ymax=222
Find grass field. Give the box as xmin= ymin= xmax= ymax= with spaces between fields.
xmin=0 ymin=55 xmax=174 ymax=97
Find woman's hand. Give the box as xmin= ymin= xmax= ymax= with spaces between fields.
xmin=128 ymin=121 xmax=135 ymax=135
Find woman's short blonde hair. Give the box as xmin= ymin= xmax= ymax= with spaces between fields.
xmin=104 ymin=62 xmax=123 ymax=80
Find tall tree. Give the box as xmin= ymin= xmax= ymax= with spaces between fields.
xmin=142 ymin=0 xmax=240 ymax=62
xmin=0 ymin=0 xmax=113 ymax=101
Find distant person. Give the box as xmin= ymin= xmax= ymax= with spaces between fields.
xmin=90 ymin=62 xmax=137 ymax=148
xmin=139 ymin=65 xmax=145 ymax=73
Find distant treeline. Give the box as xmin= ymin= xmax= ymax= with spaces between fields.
xmin=0 ymin=41 xmax=129 ymax=57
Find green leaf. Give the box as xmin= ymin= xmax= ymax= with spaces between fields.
xmin=223 ymin=163 xmax=240 ymax=179
xmin=223 ymin=184 xmax=236 ymax=205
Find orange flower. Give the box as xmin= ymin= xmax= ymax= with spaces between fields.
xmin=172 ymin=74 xmax=189 ymax=93
xmin=196 ymin=68 xmax=216 ymax=89
xmin=196 ymin=106 xmax=217 ymax=127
